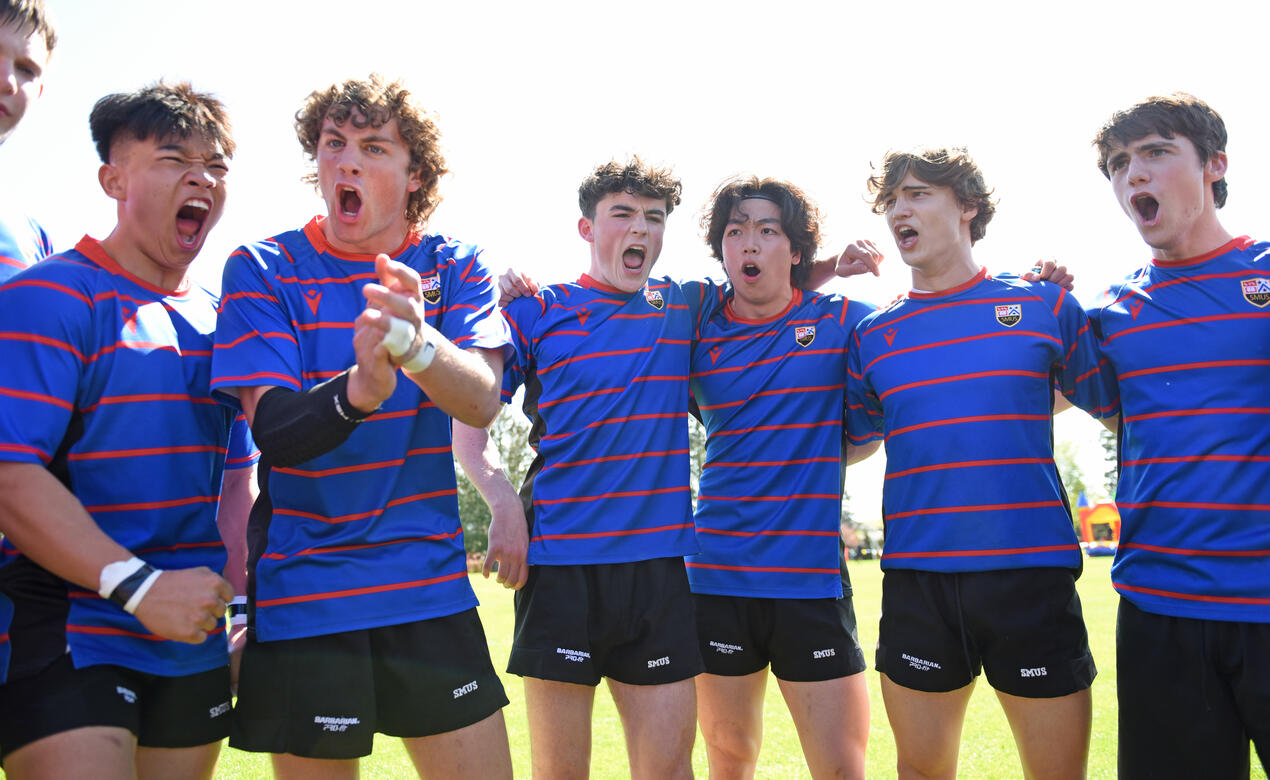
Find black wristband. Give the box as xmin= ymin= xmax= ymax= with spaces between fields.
xmin=109 ymin=563 xmax=157 ymax=610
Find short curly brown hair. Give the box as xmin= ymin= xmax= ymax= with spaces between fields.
xmin=295 ymin=74 xmax=447 ymax=228
xmin=702 ymin=176 xmax=821 ymax=288
xmin=867 ymin=147 xmax=996 ymax=244
xmin=577 ymin=156 xmax=682 ymax=219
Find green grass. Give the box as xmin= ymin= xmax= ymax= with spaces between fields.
xmin=24 ymin=559 xmax=1270 ymax=778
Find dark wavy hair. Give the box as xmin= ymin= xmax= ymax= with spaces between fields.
xmin=578 ymin=156 xmax=682 ymax=219
xmin=702 ymin=176 xmax=821 ymax=287
xmin=1093 ymin=93 xmax=1228 ymax=208
xmin=295 ymin=74 xmax=447 ymax=227
xmin=0 ymin=0 xmax=56 ymax=54
xmin=867 ymin=147 xmax=996 ymax=244
xmin=90 ymin=81 xmax=234 ymax=164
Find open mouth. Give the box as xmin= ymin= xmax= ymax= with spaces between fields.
xmin=1131 ymin=193 xmax=1159 ymax=224
xmin=338 ymin=185 xmax=363 ymax=218
xmin=175 ymin=199 xmax=210 ymax=249
xmin=742 ymin=262 xmax=760 ymax=279
xmin=622 ymin=246 xmax=646 ymax=271
xmin=895 ymin=225 xmax=918 ymax=250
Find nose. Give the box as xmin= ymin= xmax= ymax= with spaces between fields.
xmin=0 ymin=61 xmax=15 ymax=96
xmin=891 ymin=195 xmax=912 ymax=219
xmin=186 ymin=164 xmax=218 ymax=189
xmin=1126 ymin=156 xmax=1149 ymax=187
xmin=338 ymin=147 xmax=362 ymax=177
xmin=630 ymin=210 xmax=648 ymax=235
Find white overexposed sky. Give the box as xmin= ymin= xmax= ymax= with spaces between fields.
xmin=4 ymin=0 xmax=1267 ymax=524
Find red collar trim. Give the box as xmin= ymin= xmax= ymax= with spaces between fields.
xmin=908 ymin=266 xmax=988 ymax=300
xmin=302 ymin=216 xmax=420 ymax=261
xmin=75 ymin=236 xmax=190 ymax=298
xmin=1151 ymin=236 xmax=1254 ymax=268
xmin=577 ymin=273 xmax=636 ymax=294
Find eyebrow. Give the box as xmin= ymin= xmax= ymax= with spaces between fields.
xmin=157 ymin=143 xmax=225 ymax=161
xmin=609 ymin=204 xmax=666 ymax=218
xmin=727 ymin=215 xmax=781 ymax=225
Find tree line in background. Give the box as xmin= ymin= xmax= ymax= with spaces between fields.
xmin=452 ymin=414 xmax=1120 ymax=553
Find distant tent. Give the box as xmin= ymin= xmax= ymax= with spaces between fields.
xmin=1078 ymin=500 xmax=1121 ymax=552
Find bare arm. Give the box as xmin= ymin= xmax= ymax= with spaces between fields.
xmin=453 ymin=419 xmax=529 ymax=590
xmin=216 ymin=463 xmax=257 ymax=596
xmin=802 ymin=240 xmax=885 ymax=290
xmin=846 ymin=440 xmax=881 ymax=465
xmin=0 ymin=462 xmax=231 ymax=644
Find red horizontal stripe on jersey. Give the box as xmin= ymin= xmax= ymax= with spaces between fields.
xmin=256 ymin=569 xmax=468 ymax=608
xmin=1105 ymin=268 xmax=1267 ymax=308
xmin=219 ymin=289 xmax=279 ymax=305
xmin=302 ymin=370 xmax=346 ymax=380
xmin=695 ymin=527 xmax=839 ymax=537
xmin=68 ymin=445 xmax=227 ymax=461
xmin=861 ymin=295 xmax=1044 ymax=336
xmin=1118 ymin=359 xmax=1270 ymax=380
xmin=692 ymin=348 xmax=842 ymax=378
xmin=537 ymin=376 xmax=684 ymax=410
xmin=531 ymin=521 xmax=694 ymax=542
xmin=0 ymin=442 xmax=51 ymax=462
xmin=135 ymin=540 xmax=224 ymax=555
xmin=272 ymin=446 xmax=451 ymax=477
xmin=214 ymin=371 xmax=300 ymax=389
xmin=371 ymin=405 xmax=433 ymax=421
xmin=886 ymin=500 xmax=1063 ymax=520
xmin=296 ymin=321 xmax=354 ymax=332
xmin=539 ymin=330 xmax=592 ymax=339
xmin=697 ymin=326 xmax=785 ymax=344
xmin=883 ymin=543 xmax=1076 ymax=559
xmin=0 ymin=386 xmax=74 ymax=411
xmin=887 ymin=413 xmax=1049 ymax=439
xmin=0 ymin=255 xmax=22 ymax=270
xmin=1123 ymin=407 xmax=1270 ymax=423
xmin=0 ymin=633 xmax=7 ymax=643
xmin=1122 ymin=454 xmax=1270 ymax=466
xmin=1103 ymin=311 xmax=1270 ymax=343
xmin=539 ymin=345 xmax=666 ymax=375
xmin=272 ymin=488 xmax=457 ymax=523
xmin=81 ymin=394 xmax=219 ymax=412
xmin=539 ymin=412 xmax=686 ymax=441
xmin=864 ymin=331 xmax=1059 ymax=373
xmin=2 ymin=278 xmax=92 ymax=305
xmin=534 ymin=485 xmax=690 ymax=505
xmin=697 ymin=493 xmax=840 ymax=502
xmin=879 ymin=370 xmax=1048 ymax=401
xmin=1117 ymin=500 xmax=1270 ymax=512
xmin=1118 ymin=542 xmax=1270 ymax=557
xmin=274 ymin=272 xmax=377 ymax=285
xmin=215 ymin=329 xmax=298 ymax=348
xmin=685 ymin=562 xmax=838 ymax=574
xmin=885 ymin=457 xmax=1052 ymax=480
xmin=710 ymin=420 xmax=840 ymax=438
xmin=67 ymin=623 xmax=225 ymax=640
xmin=83 ymin=495 xmax=218 ymax=513
xmin=705 ymin=456 xmax=839 ymax=468
xmin=0 ymin=330 xmax=88 ymax=362
xmin=1114 ymin=582 xmax=1270 ymax=606
xmin=261 ymin=528 xmax=463 ymax=560
xmin=541 ymin=449 xmax=689 ymax=472
xmin=696 ymin=384 xmax=844 ymax=411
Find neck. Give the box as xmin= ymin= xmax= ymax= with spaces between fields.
xmin=909 ymin=245 xmax=978 ymax=292
xmin=1152 ymin=214 xmax=1235 ymax=263
xmin=730 ymin=286 xmax=794 ymax=321
xmin=99 ymin=230 xmax=188 ymax=292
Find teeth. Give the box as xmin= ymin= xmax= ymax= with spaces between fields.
xmin=182 ymin=199 xmax=209 ymax=211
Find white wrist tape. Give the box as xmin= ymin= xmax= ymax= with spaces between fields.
xmin=123 ymin=569 xmax=162 ymax=614
xmin=380 ymin=316 xmax=417 ymax=358
xmin=98 ymin=557 xmax=146 ymax=599
xmin=400 ymin=338 xmax=437 ymax=373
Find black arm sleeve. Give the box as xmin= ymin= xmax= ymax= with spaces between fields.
xmin=250 ymin=371 xmax=374 ymax=468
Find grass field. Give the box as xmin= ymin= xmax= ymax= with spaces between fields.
xmin=199 ymin=557 xmax=1270 ymax=778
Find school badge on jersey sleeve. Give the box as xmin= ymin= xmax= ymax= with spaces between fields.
xmin=420 ymin=274 xmax=442 ymax=304
xmin=994 ymin=303 xmax=1022 ymax=327
xmin=794 ymin=324 xmax=816 ymax=346
xmin=1241 ymin=277 xmax=1270 ymax=308
xmin=644 ymin=288 xmax=665 ymax=310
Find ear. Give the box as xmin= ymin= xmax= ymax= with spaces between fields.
xmin=98 ymin=163 xmax=124 ymax=201
xmin=578 ymin=216 xmax=594 ymax=243
xmin=790 ymin=249 xmax=802 ymax=266
xmin=1205 ymin=151 xmax=1228 ymax=182
xmin=406 ymin=167 xmax=422 ymax=194
xmin=960 ymin=203 xmax=979 ymax=226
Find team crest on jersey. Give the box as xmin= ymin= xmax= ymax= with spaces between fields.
xmin=994 ymin=303 xmax=1022 ymax=327
xmin=1240 ymin=277 xmax=1270 ymax=307
xmin=420 ymin=274 xmax=442 ymax=304
xmin=794 ymin=324 xmax=816 ymax=347
xmin=644 ymin=288 xmax=665 ymax=310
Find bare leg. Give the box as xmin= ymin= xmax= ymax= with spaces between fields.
xmin=271 ymin=753 xmax=358 ymax=780
xmin=136 ymin=742 xmax=221 ymax=780
xmin=777 ymin=671 xmax=869 ymax=780
xmin=402 ymin=710 xmax=513 ymax=779
xmin=880 ymin=673 xmax=975 ymax=780
xmin=695 ymin=671 xmax=767 ymax=779
xmin=996 ymin=688 xmax=1091 ymax=780
xmin=608 ymin=677 xmax=696 ymax=780
xmin=3 ymin=726 xmax=135 ymax=780
xmin=524 ymin=677 xmax=596 ymax=780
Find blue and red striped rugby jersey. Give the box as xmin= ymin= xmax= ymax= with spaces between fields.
xmin=503 ymin=274 xmax=698 ymax=565
xmin=1088 ymin=236 xmax=1270 ymax=622
xmin=211 ymin=217 xmax=510 ymax=642
xmin=0 ymin=236 xmax=237 ymax=680
xmin=688 ymin=284 xmax=876 ymax=599
xmin=0 ymin=207 xmax=52 ymax=282
xmin=847 ymin=269 xmax=1118 ymax=573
